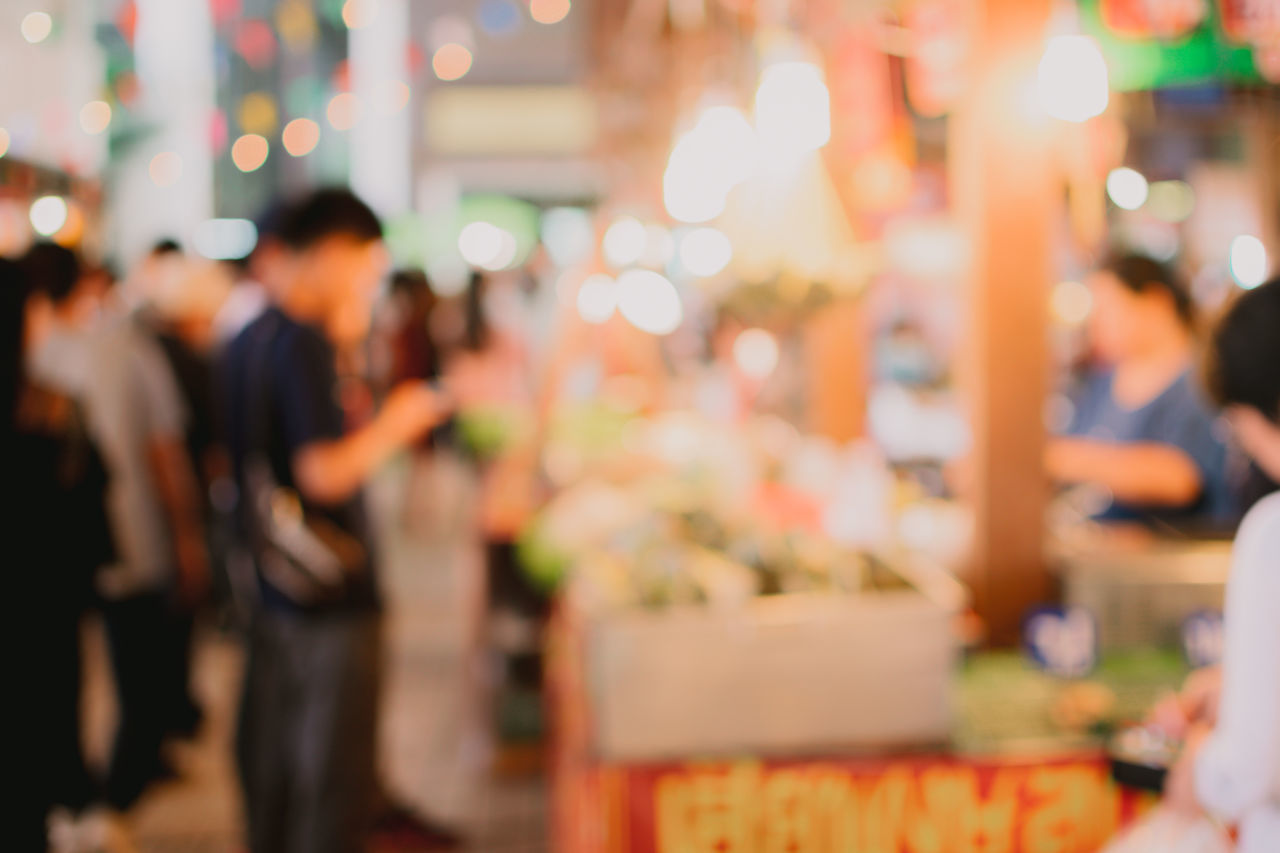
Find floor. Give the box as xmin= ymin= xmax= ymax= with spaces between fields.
xmin=80 ymin=455 xmax=550 ymax=853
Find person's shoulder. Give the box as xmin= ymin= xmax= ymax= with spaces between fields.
xmin=1166 ymin=367 xmax=1215 ymax=408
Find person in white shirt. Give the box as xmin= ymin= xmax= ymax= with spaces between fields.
xmin=1159 ymin=274 xmax=1280 ymax=852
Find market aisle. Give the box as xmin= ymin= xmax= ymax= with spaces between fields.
xmin=78 ymin=457 xmax=547 ymax=853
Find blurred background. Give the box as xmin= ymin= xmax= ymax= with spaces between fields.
xmin=5 ymin=0 xmax=1280 ymax=851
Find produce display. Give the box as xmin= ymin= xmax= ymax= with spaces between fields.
xmin=514 ymin=408 xmax=934 ymax=606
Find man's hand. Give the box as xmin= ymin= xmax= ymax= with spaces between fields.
xmin=378 ymin=382 xmax=451 ymax=446
xmin=294 ymin=382 xmax=454 ymax=505
xmin=1149 ymin=667 xmax=1224 ymax=741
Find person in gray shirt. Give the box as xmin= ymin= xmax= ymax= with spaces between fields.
xmin=25 ymin=244 xmax=208 ymax=813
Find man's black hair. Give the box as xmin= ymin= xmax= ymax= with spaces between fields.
xmin=151 ymin=238 xmax=183 ymax=256
xmin=1207 ymin=277 xmax=1280 ymax=425
xmin=278 ymin=187 xmax=382 ymax=251
xmin=1101 ymin=252 xmax=1196 ymax=328
xmin=20 ymin=241 xmax=81 ymax=305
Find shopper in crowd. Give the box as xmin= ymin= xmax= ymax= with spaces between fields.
xmin=25 ymin=242 xmax=209 ymax=814
xmin=6 ymin=257 xmax=113 ymax=851
xmin=1139 ymin=275 xmax=1280 ymax=851
xmin=379 ymin=267 xmax=448 ymax=530
xmin=221 ymin=188 xmax=453 ymax=853
xmin=144 ymin=259 xmax=237 ymax=735
xmin=1046 ymin=253 xmax=1230 ymax=529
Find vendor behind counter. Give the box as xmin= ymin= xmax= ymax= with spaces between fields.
xmin=1048 ymin=253 xmax=1235 ymax=533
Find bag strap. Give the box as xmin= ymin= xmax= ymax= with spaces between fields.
xmin=245 ymin=311 xmax=280 ymax=465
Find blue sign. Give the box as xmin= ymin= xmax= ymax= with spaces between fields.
xmin=1182 ymin=610 xmax=1225 ymax=669
xmin=1023 ymin=605 xmax=1099 ymax=679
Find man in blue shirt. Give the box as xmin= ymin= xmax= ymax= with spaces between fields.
xmin=222 ymin=189 xmax=449 ymax=853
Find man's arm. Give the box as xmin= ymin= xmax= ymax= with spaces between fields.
xmin=293 ymin=382 xmax=447 ymax=505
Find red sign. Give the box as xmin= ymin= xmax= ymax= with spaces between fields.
xmin=556 ymin=754 xmax=1154 ymax=853
xmin=1101 ymin=0 xmax=1209 ymax=39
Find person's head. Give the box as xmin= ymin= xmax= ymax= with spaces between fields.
xmin=278 ymin=188 xmax=386 ymax=346
xmin=1208 ymin=277 xmax=1280 ymax=482
xmin=151 ymin=260 xmax=234 ymax=350
xmin=389 ymin=268 xmax=436 ymax=316
xmin=20 ymin=242 xmax=104 ymax=330
xmin=1086 ymin=253 xmax=1195 ymax=363
xmin=241 ymin=198 xmax=295 ymax=294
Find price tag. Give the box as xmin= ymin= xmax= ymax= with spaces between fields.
xmin=1023 ymin=606 xmax=1099 ymax=679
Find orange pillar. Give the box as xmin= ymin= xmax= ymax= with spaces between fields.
xmin=806 ymin=297 xmax=867 ymax=443
xmin=951 ymin=0 xmax=1054 ymax=644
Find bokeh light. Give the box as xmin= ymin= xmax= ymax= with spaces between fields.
xmin=1051 ymin=280 xmax=1093 ymax=326
xmin=342 ymin=0 xmax=379 ymax=29
xmin=429 ymin=15 xmax=475 ymax=50
xmin=276 ymin=0 xmax=318 ymax=50
xmin=458 ymin=221 xmax=518 ymax=270
xmin=21 ymin=12 xmax=53 ymax=44
xmin=479 ymin=0 xmax=522 ymax=36
xmin=733 ymin=328 xmax=780 ymax=379
xmin=602 ymin=216 xmax=646 ymax=269
xmin=755 ymin=62 xmax=830 ymax=155
xmin=54 ymin=202 xmax=84 ymax=247
xmin=1037 ymin=36 xmax=1109 ymax=122
xmin=231 ymin=134 xmax=269 ymax=172
xmin=616 ymin=269 xmax=683 ymax=335
xmin=0 ymin=127 xmax=11 ymax=158
xmin=1147 ymin=181 xmax=1196 ymax=223
xmin=79 ymin=100 xmax=112 ymax=135
xmin=679 ymin=227 xmax=733 ymax=277
xmin=149 ymin=152 xmax=183 ymax=187
xmin=282 ymin=118 xmax=320 ymax=156
xmin=29 ymin=196 xmax=68 ymax=237
xmin=541 ymin=207 xmax=593 ymax=267
xmin=194 ymin=219 xmax=259 ymax=260
xmin=327 ymin=93 xmax=360 ymax=130
xmin=235 ymin=19 xmax=277 ymax=71
xmin=239 ymin=92 xmax=279 ymax=135
xmin=1105 ymin=168 xmax=1148 ymax=211
xmin=1229 ymin=235 xmax=1268 ymax=289
xmin=432 ymin=43 xmax=473 ymax=81
xmin=664 ymin=107 xmax=757 ymax=224
xmin=530 ymin=0 xmax=571 ymax=25
xmin=576 ymin=274 xmax=617 ymax=324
